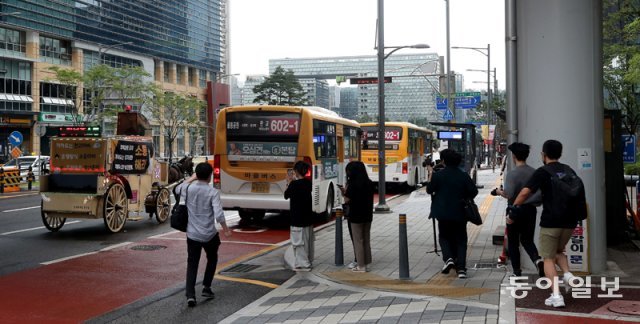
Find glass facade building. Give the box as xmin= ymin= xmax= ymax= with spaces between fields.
xmin=1 ymin=0 xmax=225 ymax=72
xmin=270 ymin=54 xmax=441 ymax=122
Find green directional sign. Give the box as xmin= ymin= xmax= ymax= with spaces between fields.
xmin=455 ymin=92 xmax=481 ymax=97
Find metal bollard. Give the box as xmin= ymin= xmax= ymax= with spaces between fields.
xmin=399 ymin=213 xmax=410 ymax=279
xmin=334 ymin=208 xmax=344 ymax=266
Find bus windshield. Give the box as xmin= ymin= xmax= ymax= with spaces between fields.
xmin=361 ymin=126 xmax=402 ymax=150
xmin=226 ymin=111 xmax=301 ymax=157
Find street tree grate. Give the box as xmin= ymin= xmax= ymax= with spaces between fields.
xmin=130 ymin=244 xmax=167 ymax=251
xmin=221 ymin=263 xmax=261 ymax=273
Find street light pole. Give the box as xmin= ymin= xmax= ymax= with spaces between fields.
xmin=445 ymin=0 xmax=453 ymax=121
xmin=452 ymin=45 xmax=492 ymax=165
xmin=375 ymin=0 xmax=389 ymax=212
xmin=96 ymin=41 xmax=133 ymax=136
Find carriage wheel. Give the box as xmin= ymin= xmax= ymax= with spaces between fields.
xmin=155 ymin=188 xmax=171 ymax=224
xmin=103 ymin=183 xmax=128 ymax=233
xmin=41 ymin=201 xmax=66 ymax=232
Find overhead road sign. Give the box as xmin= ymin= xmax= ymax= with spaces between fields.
xmin=8 ymin=131 xmax=23 ymax=146
xmin=350 ymin=77 xmax=392 ymax=85
xmin=436 ymin=92 xmax=482 ymax=110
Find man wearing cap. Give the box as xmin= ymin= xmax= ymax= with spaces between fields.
xmin=493 ymin=142 xmax=544 ymax=278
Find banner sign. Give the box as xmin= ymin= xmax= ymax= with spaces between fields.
xmin=112 ymin=140 xmax=152 ymax=174
xmin=566 ymin=220 xmax=589 ymax=273
xmin=228 ymin=142 xmax=298 ymax=156
xmin=51 ymin=138 xmax=107 ymax=172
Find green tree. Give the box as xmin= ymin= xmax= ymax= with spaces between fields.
xmin=45 ymin=66 xmax=83 ymax=125
xmin=145 ymin=91 xmax=203 ymax=162
xmin=82 ymin=64 xmax=118 ymax=124
xmin=108 ymin=65 xmax=156 ymax=116
xmin=603 ymin=0 xmax=640 ymax=134
xmin=253 ymin=66 xmax=308 ymax=105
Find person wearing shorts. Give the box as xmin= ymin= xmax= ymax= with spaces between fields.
xmin=512 ymin=140 xmax=583 ymax=308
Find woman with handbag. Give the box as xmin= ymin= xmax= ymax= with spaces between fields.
xmin=426 ymin=149 xmax=478 ymax=279
xmin=340 ymin=161 xmax=374 ymax=272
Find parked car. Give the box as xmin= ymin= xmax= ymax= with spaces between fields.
xmin=1 ymin=156 xmax=50 ymax=177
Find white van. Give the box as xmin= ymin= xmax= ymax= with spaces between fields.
xmin=1 ymin=156 xmax=50 ymax=177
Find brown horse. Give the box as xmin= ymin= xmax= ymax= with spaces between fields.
xmin=168 ymin=156 xmax=194 ymax=184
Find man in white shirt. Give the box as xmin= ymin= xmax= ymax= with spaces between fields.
xmin=175 ymin=162 xmax=231 ymax=307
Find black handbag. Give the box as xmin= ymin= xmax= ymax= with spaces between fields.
xmin=462 ymin=199 xmax=482 ymax=225
xmin=170 ymin=183 xmax=191 ymax=232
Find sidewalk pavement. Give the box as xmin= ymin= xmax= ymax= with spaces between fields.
xmin=220 ymin=169 xmax=640 ymax=323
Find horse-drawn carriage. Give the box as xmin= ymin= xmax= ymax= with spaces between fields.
xmin=39 ymin=113 xmax=189 ymax=233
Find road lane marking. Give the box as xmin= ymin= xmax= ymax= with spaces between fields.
xmin=2 ymin=206 xmax=40 ymax=213
xmin=41 ymin=242 xmax=132 ymax=265
xmin=0 ymin=220 xmax=82 ymax=235
xmin=0 ymin=193 xmax=38 ymax=199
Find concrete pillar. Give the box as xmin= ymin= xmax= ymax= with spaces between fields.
xmin=155 ymin=60 xmax=164 ymax=83
xmin=180 ymin=66 xmax=188 ymax=86
xmin=72 ymin=48 xmax=84 ymax=114
xmin=168 ymin=63 xmax=177 ymax=84
xmin=517 ymin=0 xmax=605 ymax=273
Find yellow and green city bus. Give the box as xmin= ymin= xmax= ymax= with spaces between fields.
xmin=360 ymin=122 xmax=435 ymax=188
xmin=214 ymin=105 xmax=361 ymax=221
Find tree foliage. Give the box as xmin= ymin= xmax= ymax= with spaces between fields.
xmin=144 ymin=91 xmax=203 ymax=162
xmin=603 ymin=0 xmax=640 ymax=134
xmin=45 ymin=66 xmax=83 ymax=125
xmin=253 ymin=66 xmax=308 ymax=106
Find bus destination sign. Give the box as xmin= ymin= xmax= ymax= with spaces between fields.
xmin=227 ymin=112 xmax=301 ymax=137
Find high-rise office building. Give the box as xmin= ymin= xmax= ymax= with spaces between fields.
xmin=241 ymin=75 xmax=267 ymax=106
xmin=0 ymin=0 xmax=228 ymax=159
xmin=338 ymin=87 xmax=358 ymax=120
xmin=270 ymin=54 xmax=440 ymax=123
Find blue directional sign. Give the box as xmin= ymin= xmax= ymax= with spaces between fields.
xmin=623 ymin=134 xmax=636 ymax=164
xmin=8 ymin=131 xmax=23 ymax=146
xmin=442 ymin=109 xmax=454 ymax=121
xmin=436 ymin=92 xmax=482 ymax=110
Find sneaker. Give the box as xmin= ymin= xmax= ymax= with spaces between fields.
xmin=202 ymin=287 xmax=215 ymax=299
xmin=347 ymin=261 xmax=358 ymax=269
xmin=352 ymin=266 xmax=367 ymax=273
xmin=536 ymin=259 xmax=545 ymax=277
xmin=441 ymin=258 xmax=455 ymax=274
xmin=187 ymin=297 xmax=196 ymax=307
xmin=544 ymin=294 xmax=565 ymax=308
xmin=457 ymin=270 xmax=467 ymax=279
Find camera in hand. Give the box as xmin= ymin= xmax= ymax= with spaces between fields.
xmin=422 ymin=156 xmax=435 ymax=168
xmin=490 ymin=188 xmax=499 ymax=196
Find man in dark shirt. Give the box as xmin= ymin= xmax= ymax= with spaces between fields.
xmin=284 ymin=161 xmax=314 ymax=271
xmin=513 ymin=140 xmax=581 ymax=308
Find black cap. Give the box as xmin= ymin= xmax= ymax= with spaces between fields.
xmin=507 ymin=142 xmax=530 ymax=154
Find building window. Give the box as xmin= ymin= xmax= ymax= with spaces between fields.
xmin=176 ymin=65 xmax=183 ymax=84
xmin=0 ymin=59 xmax=32 ymax=112
xmin=199 ymin=106 xmax=207 ymax=123
xmin=152 ymin=126 xmax=160 ymax=157
xmin=164 ymin=62 xmax=170 ymax=82
xmin=40 ymin=82 xmax=75 ymax=114
xmin=199 ymin=70 xmax=207 ymax=88
xmin=83 ymin=51 xmax=141 ymax=71
xmin=0 ymin=27 xmax=26 ymax=55
xmin=177 ymin=128 xmax=185 ymax=156
xmin=188 ymin=67 xmax=195 ymax=86
xmin=40 ymin=36 xmax=72 ymax=66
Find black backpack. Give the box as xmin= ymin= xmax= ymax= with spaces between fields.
xmin=544 ymin=164 xmax=587 ymax=221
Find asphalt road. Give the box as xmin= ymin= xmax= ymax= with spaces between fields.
xmin=0 ymin=186 xmax=410 ymax=322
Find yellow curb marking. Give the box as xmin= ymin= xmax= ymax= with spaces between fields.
xmin=212 ymin=244 xmax=281 ymax=289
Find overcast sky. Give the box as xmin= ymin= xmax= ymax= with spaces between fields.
xmin=229 ymin=0 xmax=505 ymax=91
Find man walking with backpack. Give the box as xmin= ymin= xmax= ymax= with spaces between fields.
xmin=512 ymin=140 xmax=587 ymax=308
